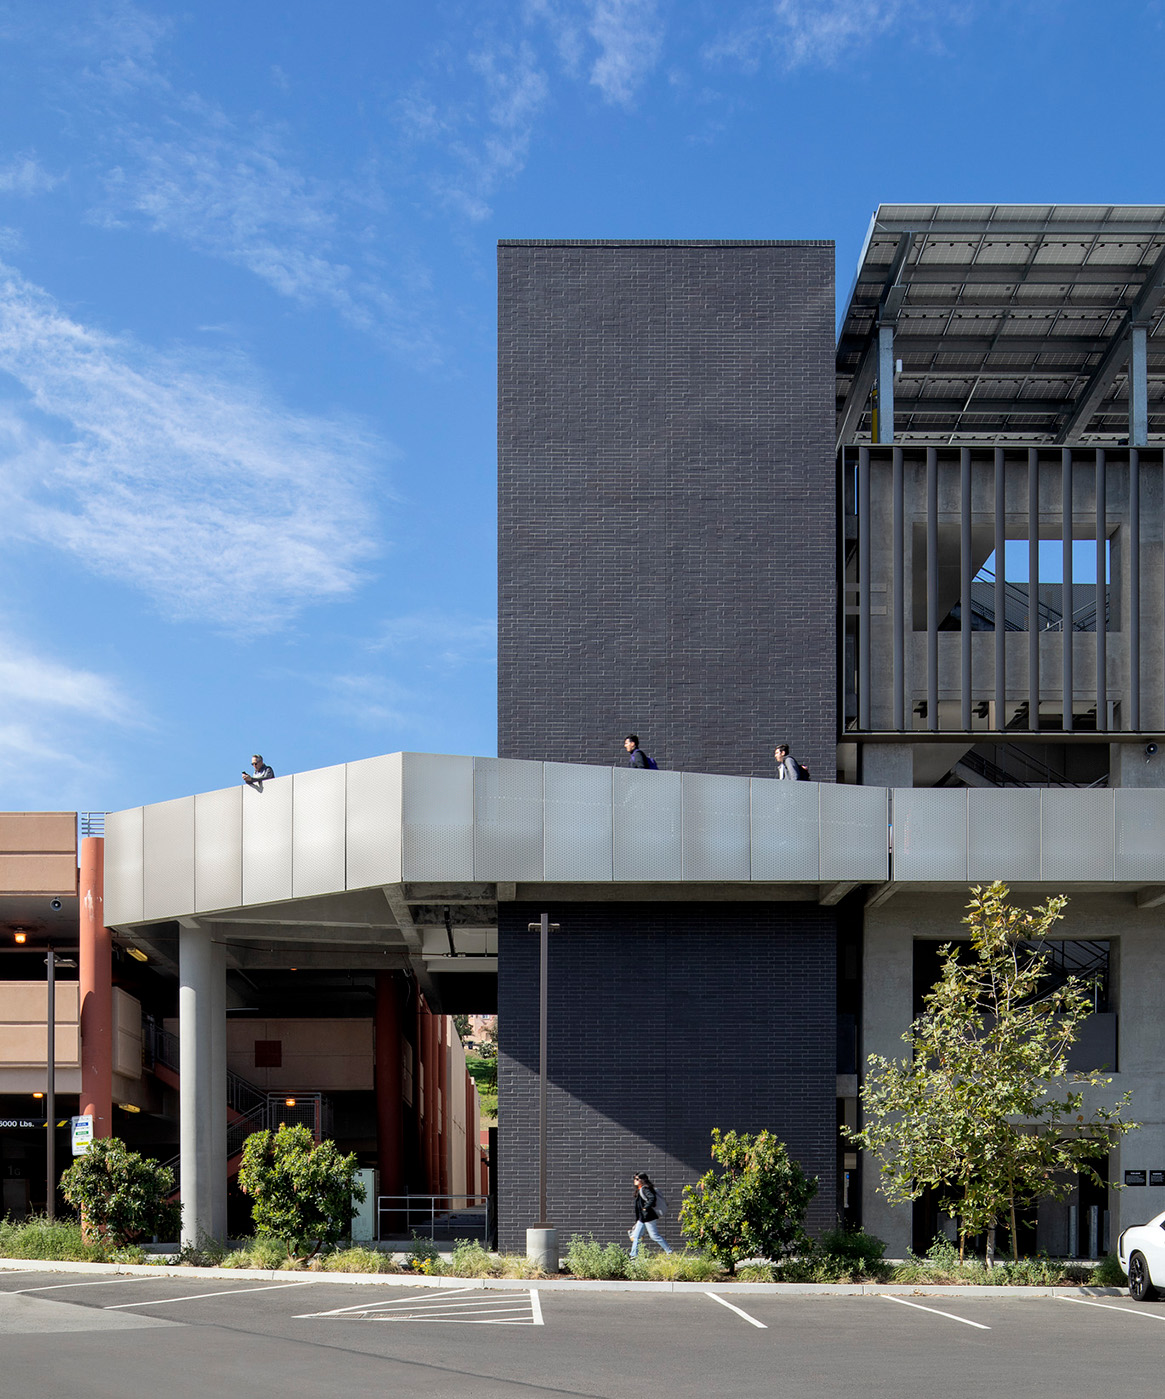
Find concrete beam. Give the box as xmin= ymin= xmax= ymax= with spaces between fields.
xmin=865 ymin=882 xmax=900 ymax=909
xmin=228 ymin=946 xmax=412 ymax=971
xmin=1135 ymin=886 xmax=1165 ymax=909
xmin=381 ymin=887 xmax=441 ymax=1008
xmin=819 ymin=882 xmax=859 ymax=906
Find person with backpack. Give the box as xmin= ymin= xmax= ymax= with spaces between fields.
xmin=624 ymin=735 xmax=659 ymax=769
xmin=628 ymin=1171 xmax=672 ymax=1257
xmin=774 ymin=743 xmax=809 ymax=781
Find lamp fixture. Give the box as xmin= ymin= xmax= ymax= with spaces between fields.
xmin=285 ymin=1098 xmax=297 ymax=1107
xmin=13 ymin=930 xmax=27 ymax=944
xmin=32 ymin=1091 xmax=43 ymax=1100
xmin=126 ymin=947 xmax=148 ymax=963
xmin=117 ymin=1103 xmax=141 ymax=1114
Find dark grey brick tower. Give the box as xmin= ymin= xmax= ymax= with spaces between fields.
xmin=498 ymin=240 xmax=836 ymax=780
xmin=496 ymin=241 xmax=840 ymax=1252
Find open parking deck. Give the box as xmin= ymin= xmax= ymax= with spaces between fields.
xmin=1 ymin=1270 xmax=1162 ymax=1398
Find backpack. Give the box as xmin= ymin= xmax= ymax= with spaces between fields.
xmin=793 ymin=759 xmax=810 ymax=781
xmin=642 ymin=753 xmax=659 ymax=770
xmin=653 ymin=1189 xmax=667 ymax=1218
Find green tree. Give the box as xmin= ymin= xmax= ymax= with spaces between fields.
xmin=679 ymin=1129 xmax=817 ymax=1275
xmin=59 ymin=1137 xmax=181 ymax=1246
xmin=847 ymin=882 xmax=1138 ymax=1263
xmin=237 ymin=1124 xmax=365 ymax=1259
xmin=452 ymin=1013 xmax=472 ymax=1042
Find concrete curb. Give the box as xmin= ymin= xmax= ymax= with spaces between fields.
xmin=0 ymin=1259 xmax=1128 ymax=1298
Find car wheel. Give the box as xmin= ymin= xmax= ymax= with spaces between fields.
xmin=1128 ymin=1251 xmax=1158 ymax=1302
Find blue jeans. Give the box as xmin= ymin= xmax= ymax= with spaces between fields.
xmin=629 ymin=1219 xmax=672 ymax=1256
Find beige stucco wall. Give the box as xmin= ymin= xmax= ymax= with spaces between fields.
xmin=0 ymin=812 xmax=76 ymax=894
xmin=225 ymin=1018 xmax=375 ymax=1091
xmin=0 ymin=981 xmax=80 ymax=1094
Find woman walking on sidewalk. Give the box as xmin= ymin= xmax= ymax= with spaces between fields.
xmin=629 ymin=1172 xmax=672 ymax=1258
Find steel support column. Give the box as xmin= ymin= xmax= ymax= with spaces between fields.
xmin=858 ymin=447 xmax=871 ymax=729
xmin=1130 ymin=449 xmax=1141 ymax=730
xmin=1096 ymin=450 xmax=1107 ymax=730
xmin=1130 ymin=325 xmax=1149 ymax=447
xmin=994 ymin=448 xmax=1006 ymax=727
xmin=927 ymin=447 xmax=938 ymax=730
xmin=960 ymin=447 xmax=972 ymax=730
xmin=893 ymin=446 xmax=905 ymax=730
xmin=1028 ymin=449 xmax=1040 ymax=729
xmin=1062 ymin=449 xmax=1074 ymax=730
xmin=79 ymin=836 xmax=112 ymax=1142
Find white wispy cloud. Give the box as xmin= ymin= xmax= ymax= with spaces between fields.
xmin=527 ymin=0 xmax=663 ymax=105
xmin=0 ymin=632 xmax=138 ymax=801
xmin=586 ymin=0 xmax=664 ymax=104
xmin=0 ymin=260 xmax=386 ymax=629
xmin=0 ymin=156 xmax=62 ymax=197
xmin=400 ymin=41 xmax=550 ymax=223
xmin=373 ymin=612 xmax=497 ymax=670
xmin=707 ymin=0 xmax=970 ymax=71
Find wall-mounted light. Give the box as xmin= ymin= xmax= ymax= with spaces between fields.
xmin=285 ymin=1098 xmax=297 ymax=1107
xmin=31 ymin=1091 xmax=43 ymax=1100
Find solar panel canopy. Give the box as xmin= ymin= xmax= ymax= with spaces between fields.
xmin=836 ymin=203 xmax=1165 ymax=446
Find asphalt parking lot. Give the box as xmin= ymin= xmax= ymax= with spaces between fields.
xmin=1 ymin=1269 xmax=1162 ymax=1398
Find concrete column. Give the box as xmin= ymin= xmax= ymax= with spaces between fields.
xmin=437 ymin=1015 xmax=450 ymax=1198
xmin=465 ymin=1071 xmax=477 ymax=1203
xmin=876 ymin=324 xmax=895 ymax=444
xmin=179 ymin=921 xmax=226 ymax=1245
xmin=422 ymin=1005 xmax=439 ymax=1193
xmin=78 ymin=837 xmax=112 ymax=1141
xmin=374 ymin=972 xmax=404 ymax=1198
xmin=860 ymin=915 xmax=914 ymax=1257
xmin=1109 ymin=742 xmax=1165 ymax=788
xmin=1129 ymin=324 xmax=1148 ymax=447
xmin=209 ymin=936 xmax=227 ymax=1240
xmin=1108 ymin=925 xmax=1165 ymax=1237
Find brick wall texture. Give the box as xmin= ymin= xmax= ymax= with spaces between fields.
xmin=497 ymin=239 xmax=837 ymax=781
xmin=496 ymin=902 xmax=838 ymax=1253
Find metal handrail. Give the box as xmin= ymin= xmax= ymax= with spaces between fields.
xmin=376 ymin=1194 xmax=489 ymax=1241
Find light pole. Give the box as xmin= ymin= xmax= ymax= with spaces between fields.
xmin=526 ymin=913 xmax=559 ymax=1270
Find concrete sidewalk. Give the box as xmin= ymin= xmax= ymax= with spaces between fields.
xmin=0 ymin=1257 xmax=1128 ymax=1298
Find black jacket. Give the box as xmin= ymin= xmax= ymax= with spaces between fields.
xmin=634 ymin=1185 xmax=659 ymax=1223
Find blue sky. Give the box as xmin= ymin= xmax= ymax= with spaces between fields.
xmin=1 ymin=0 xmax=1163 ymax=813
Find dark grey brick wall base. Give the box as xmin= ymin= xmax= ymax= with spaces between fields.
xmin=496 ymin=901 xmax=838 ymax=1254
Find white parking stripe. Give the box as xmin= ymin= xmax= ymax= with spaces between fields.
xmin=105 ymin=1280 xmax=317 ymax=1309
xmin=297 ymin=1286 xmax=544 ymax=1326
xmin=1060 ymin=1297 xmax=1165 ymax=1323
xmin=11 ymin=1278 xmax=141 ymax=1294
xmin=704 ymin=1291 xmax=767 ymax=1329
xmin=884 ymin=1295 xmax=990 ymax=1330
xmin=298 ymin=1286 xmax=475 ymax=1317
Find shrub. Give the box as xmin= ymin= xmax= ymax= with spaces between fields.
xmin=0 ymin=1215 xmax=102 ymax=1261
xmin=680 ymin=1129 xmax=817 ymax=1275
xmin=237 ymin=1125 xmax=365 ymax=1260
xmin=1093 ymin=1252 xmax=1126 ymax=1287
xmin=175 ymin=1232 xmax=230 ymax=1267
xmin=564 ymin=1233 xmax=630 ymax=1280
xmin=317 ymin=1247 xmax=401 ymax=1274
xmin=59 ymin=1137 xmax=181 ymax=1247
xmin=220 ymin=1236 xmax=296 ymax=1270
xmin=451 ymin=1238 xmax=500 ymax=1277
xmin=628 ymin=1249 xmax=722 ymax=1282
xmin=496 ymin=1252 xmax=547 ymax=1279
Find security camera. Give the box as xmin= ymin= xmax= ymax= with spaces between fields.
xmin=49 ymin=898 xmax=62 ymax=911
xmin=1147 ymin=743 xmax=1159 ymax=760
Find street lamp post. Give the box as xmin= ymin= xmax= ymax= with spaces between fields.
xmin=526 ymin=913 xmax=559 ymax=1270
xmin=45 ymin=947 xmax=56 ymax=1219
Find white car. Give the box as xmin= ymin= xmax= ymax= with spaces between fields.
xmin=1118 ymin=1209 xmax=1165 ymax=1301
